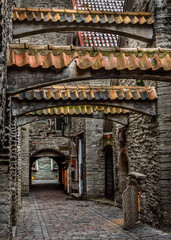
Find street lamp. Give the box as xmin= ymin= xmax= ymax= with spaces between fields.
xmin=60 ymin=118 xmax=68 ymax=137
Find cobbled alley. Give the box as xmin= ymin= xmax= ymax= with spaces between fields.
xmin=13 ymin=185 xmax=171 ymax=240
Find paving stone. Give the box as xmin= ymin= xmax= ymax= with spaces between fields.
xmin=13 ymin=184 xmax=171 ymax=240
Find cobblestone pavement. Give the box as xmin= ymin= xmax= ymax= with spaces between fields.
xmin=13 ymin=184 xmax=171 ymax=240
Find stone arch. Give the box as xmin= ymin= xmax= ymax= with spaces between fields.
xmin=31 ymin=148 xmax=66 ymax=159
xmin=30 ymin=156 xmax=59 ymax=183
xmin=30 ymin=148 xmax=68 ymax=190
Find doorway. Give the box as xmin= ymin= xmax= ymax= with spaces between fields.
xmin=105 ymin=146 xmax=114 ymax=200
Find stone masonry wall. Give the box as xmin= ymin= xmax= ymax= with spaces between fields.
xmin=112 ymin=0 xmax=163 ymax=229
xmin=155 ymin=0 xmax=171 ymax=230
xmin=31 ymin=157 xmax=59 ymax=181
xmin=0 ymin=0 xmax=13 ymax=239
xmin=20 ymin=120 xmax=70 ymax=195
xmin=30 ymin=121 xmax=70 ymax=157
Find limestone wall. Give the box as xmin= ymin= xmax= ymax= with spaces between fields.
xmin=112 ymin=0 xmax=171 ymax=230
xmin=155 ymin=0 xmax=171 ymax=230
xmin=29 ymin=121 xmax=70 ymax=157
xmin=0 ymin=0 xmax=13 ymax=239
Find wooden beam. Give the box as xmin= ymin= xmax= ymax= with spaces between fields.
xmin=12 ymin=98 xmax=156 ymax=117
xmin=7 ymin=63 xmax=171 ymax=95
xmin=13 ymin=21 xmax=153 ymax=43
xmin=16 ymin=112 xmax=129 ymax=126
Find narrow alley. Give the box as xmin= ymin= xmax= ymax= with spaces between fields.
xmin=13 ymin=185 xmax=171 ymax=240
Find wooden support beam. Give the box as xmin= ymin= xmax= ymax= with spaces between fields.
xmin=12 ymin=98 xmax=156 ymax=117
xmin=13 ymin=21 xmax=153 ymax=43
xmin=7 ymin=63 xmax=171 ymax=95
xmin=16 ymin=112 xmax=129 ymax=127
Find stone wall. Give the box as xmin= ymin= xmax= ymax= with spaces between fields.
xmin=155 ymin=0 xmax=171 ymax=231
xmin=29 ymin=121 xmax=70 ymax=157
xmin=112 ymin=0 xmax=171 ymax=230
xmin=19 ymin=120 xmax=70 ymax=195
xmin=0 ymin=0 xmax=13 ymax=239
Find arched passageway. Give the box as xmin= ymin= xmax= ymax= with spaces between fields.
xmin=29 ymin=149 xmax=68 ymax=191
xmin=30 ymin=157 xmax=59 ymax=184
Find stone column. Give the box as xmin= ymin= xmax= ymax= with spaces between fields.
xmin=85 ymin=119 xmax=105 ymax=198
xmin=0 ymin=1 xmax=13 ymax=238
xmin=20 ymin=125 xmax=30 ymax=195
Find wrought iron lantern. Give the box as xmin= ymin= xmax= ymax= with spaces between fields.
xmin=60 ymin=118 xmax=68 ymax=136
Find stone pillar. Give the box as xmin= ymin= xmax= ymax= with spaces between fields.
xmin=20 ymin=125 xmax=30 ymax=195
xmin=155 ymin=0 xmax=171 ymax=230
xmin=85 ymin=119 xmax=105 ymax=198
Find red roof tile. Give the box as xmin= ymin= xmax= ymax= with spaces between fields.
xmin=13 ymin=7 xmax=153 ymax=25
xmin=13 ymin=85 xmax=157 ymax=101
xmin=27 ymin=105 xmax=128 ymax=116
xmin=9 ymin=44 xmax=171 ymax=71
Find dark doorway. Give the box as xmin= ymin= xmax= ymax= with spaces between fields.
xmin=105 ymin=146 xmax=114 ymax=200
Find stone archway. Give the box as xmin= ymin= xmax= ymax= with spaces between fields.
xmin=30 ymin=149 xmax=67 ymax=190
xmin=30 ymin=157 xmax=59 ymax=184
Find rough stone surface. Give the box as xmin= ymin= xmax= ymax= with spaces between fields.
xmin=110 ymin=0 xmax=171 ymax=231
xmin=155 ymin=0 xmax=171 ymax=230
xmin=85 ymin=119 xmax=105 ymax=198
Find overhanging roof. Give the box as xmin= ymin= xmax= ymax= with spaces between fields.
xmin=11 ymin=85 xmax=157 ymax=117
xmin=9 ymin=44 xmax=171 ymax=71
xmin=13 ymin=7 xmax=154 ymax=42
xmin=8 ymin=44 xmax=171 ymax=94
xmin=28 ymin=105 xmax=128 ymax=115
xmin=16 ymin=105 xmax=129 ymax=126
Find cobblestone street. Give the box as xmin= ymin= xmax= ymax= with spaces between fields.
xmin=13 ymin=184 xmax=171 ymax=240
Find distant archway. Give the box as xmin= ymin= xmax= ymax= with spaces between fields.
xmin=30 ymin=149 xmax=68 ymax=190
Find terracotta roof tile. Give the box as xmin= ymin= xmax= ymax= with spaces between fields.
xmin=9 ymin=44 xmax=171 ymax=72
xmin=13 ymin=7 xmax=153 ymax=25
xmin=12 ymin=1 xmax=149 ymax=48
xmin=13 ymin=85 xmax=157 ymax=101
xmin=27 ymin=105 xmax=128 ymax=116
